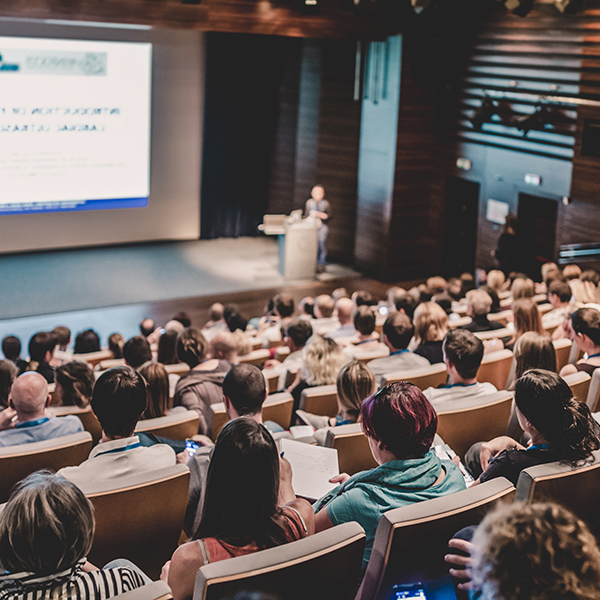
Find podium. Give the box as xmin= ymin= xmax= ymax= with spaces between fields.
xmin=259 ymin=214 xmax=319 ymax=279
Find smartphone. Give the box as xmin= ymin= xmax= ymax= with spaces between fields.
xmin=186 ymin=440 xmax=200 ymax=457
xmin=379 ymin=305 xmax=389 ymax=316
xmin=392 ymin=583 xmax=428 ymax=599
xmin=160 ymin=328 xmax=166 ymax=335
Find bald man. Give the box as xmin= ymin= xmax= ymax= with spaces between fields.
xmin=326 ymin=297 xmax=357 ymax=340
xmin=0 ymin=372 xmax=83 ymax=447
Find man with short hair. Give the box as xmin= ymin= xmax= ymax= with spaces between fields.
xmin=123 ymin=336 xmax=152 ymax=370
xmin=2 ymin=335 xmax=27 ymax=374
xmin=52 ymin=326 xmax=71 ymax=352
xmin=0 ymin=372 xmax=83 ymax=447
xmin=201 ymin=303 xmax=227 ymax=342
xmin=58 ymin=367 xmax=175 ymax=488
xmin=423 ymin=329 xmax=497 ymax=407
xmin=543 ymin=280 xmax=572 ymax=333
xmin=460 ymin=290 xmax=505 ymax=333
xmin=343 ymin=306 xmax=389 ymax=360
xmin=260 ymin=293 xmax=295 ymax=348
xmin=139 ymin=318 xmax=155 ymax=338
xmin=326 ymin=298 xmax=356 ymax=340
xmin=368 ymin=313 xmax=430 ymax=389
xmin=311 ymin=295 xmax=340 ymax=335
xmin=210 ymin=331 xmax=239 ymax=364
xmin=28 ymin=331 xmax=57 ymax=383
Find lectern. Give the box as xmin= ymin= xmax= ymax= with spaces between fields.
xmin=259 ymin=214 xmax=319 ymax=279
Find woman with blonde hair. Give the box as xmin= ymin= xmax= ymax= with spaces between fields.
xmin=511 ymin=277 xmax=535 ymax=301
xmin=514 ymin=332 xmax=557 ymax=381
xmin=507 ymin=297 xmax=546 ymax=351
xmin=413 ymin=301 xmax=448 ymax=365
xmin=486 ymin=269 xmax=505 ymax=294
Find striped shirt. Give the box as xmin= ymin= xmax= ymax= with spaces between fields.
xmin=0 ymin=561 xmax=146 ymax=600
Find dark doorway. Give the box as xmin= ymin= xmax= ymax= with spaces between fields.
xmin=518 ymin=193 xmax=558 ymax=279
xmin=441 ymin=176 xmax=480 ymax=277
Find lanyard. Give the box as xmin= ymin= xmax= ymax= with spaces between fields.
xmin=16 ymin=417 xmax=49 ymax=429
xmin=94 ymin=441 xmax=142 ymax=457
xmin=588 ymin=353 xmax=600 ymax=359
xmin=528 ymin=443 xmax=550 ymax=451
xmin=390 ymin=349 xmax=409 ymax=356
xmin=444 ymin=382 xmax=477 ymax=389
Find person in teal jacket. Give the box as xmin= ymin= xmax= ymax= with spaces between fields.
xmin=313 ymin=382 xmax=466 ymax=569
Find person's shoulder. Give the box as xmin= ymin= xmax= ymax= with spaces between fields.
xmin=54 ymin=414 xmax=85 ymax=431
xmin=143 ymin=442 xmax=177 ymax=462
xmin=489 ymin=320 xmax=505 ymax=330
xmin=172 ymin=539 xmax=205 ymax=569
xmin=478 ymin=382 xmax=498 ymax=394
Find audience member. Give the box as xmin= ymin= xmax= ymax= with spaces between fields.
xmin=173 ymin=311 xmax=192 ymax=328
xmin=224 ymin=307 xmax=248 ymax=335
xmin=0 ymin=360 xmax=17 ymax=409
xmin=313 ymin=382 xmax=465 ymax=568
xmin=0 ymin=471 xmax=149 ymax=598
xmin=55 ymin=361 xmax=95 ymax=408
xmin=367 ymin=312 xmax=430 ymax=389
xmin=514 ymin=332 xmax=557 ymax=381
xmin=139 ymin=362 xmax=173 ymax=420
xmin=0 ymin=372 xmax=83 ymax=447
xmin=446 ymin=278 xmax=464 ymax=302
xmin=311 ymin=295 xmax=339 ymax=335
xmin=332 ymin=287 xmax=349 ymax=301
xmin=123 ymin=335 xmax=152 ymax=370
xmin=52 ymin=326 xmax=71 ymax=351
xmin=325 ymin=297 xmax=356 ymax=340
xmin=560 ymin=307 xmax=600 ymax=377
xmin=539 ymin=261 xmax=562 ymax=291
xmin=464 ymin=369 xmax=600 ymax=484
xmin=108 ymin=333 xmax=125 ymax=359
xmin=460 ymin=272 xmax=476 ymax=296
xmin=460 ymin=290 xmax=504 ymax=333
xmin=563 ymin=264 xmax=582 ymax=280
xmin=173 ymin=328 xmax=231 ymax=436
xmin=393 ymin=289 xmax=418 ymax=320
xmin=571 ymin=269 xmax=600 ymax=306
xmin=485 ymin=270 xmax=505 ymax=295
xmin=259 ymin=293 xmax=295 ymax=348
xmin=58 ymin=367 xmax=175 ymax=487
xmin=2 ymin=335 xmax=27 ymax=374
xmin=352 ymin=290 xmax=377 ymax=307
xmin=157 ymin=329 xmax=180 ymax=365
xmin=542 ymin=279 xmax=572 ymax=331
xmin=427 ymin=276 xmax=447 ymax=297
xmin=201 ymin=302 xmax=227 ymax=341
xmin=139 ymin=318 xmax=155 ymax=338
xmin=164 ymin=418 xmax=314 ymax=600
xmin=423 ymin=329 xmax=497 ymax=407
xmin=413 ymin=301 xmax=448 ymax=364
xmin=27 ymin=331 xmax=57 ymax=383
xmin=298 ymin=296 xmax=314 ymax=318
xmin=343 ymin=306 xmax=388 ymax=359
xmin=511 ymin=277 xmax=535 ymax=301
xmin=210 ymin=331 xmax=239 ymax=364
xmin=73 ymin=329 xmax=101 ymax=355
xmin=507 ymin=297 xmax=546 ymax=351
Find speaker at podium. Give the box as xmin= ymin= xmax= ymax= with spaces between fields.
xmin=259 ymin=213 xmax=319 ymax=279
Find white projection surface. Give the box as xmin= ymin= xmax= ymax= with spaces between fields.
xmin=0 ymin=36 xmax=152 ymax=215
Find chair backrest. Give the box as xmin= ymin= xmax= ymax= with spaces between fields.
xmin=448 ymin=316 xmax=472 ymax=329
xmin=356 ymin=478 xmax=516 ymax=600
xmin=0 ymin=432 xmax=93 ymax=503
xmin=113 ymin=581 xmax=173 ymax=600
xmin=264 ymin=369 xmax=280 ymax=394
xmin=48 ymin=383 xmax=60 ymax=406
xmin=164 ymin=363 xmax=191 ymax=376
xmin=488 ymin=309 xmax=512 ymax=326
xmin=568 ymin=340 xmax=584 ymax=365
xmin=586 ymin=367 xmax=600 ymax=412
xmin=515 ymin=450 xmax=600 ymax=538
xmin=193 ymin=522 xmax=366 ymax=600
xmin=300 ymin=384 xmax=338 ymax=418
xmin=355 ymin=348 xmax=390 ymax=364
xmin=537 ymin=300 xmax=553 ymax=313
xmin=563 ymin=371 xmax=592 ymax=403
xmin=98 ymin=357 xmax=126 ymax=371
xmin=274 ymin=345 xmax=291 ymax=361
xmin=553 ymin=338 xmax=572 ymax=372
xmin=86 ymin=465 xmax=190 ymax=581
xmin=73 ymin=349 xmax=114 ymax=368
xmin=477 ymin=348 xmax=513 ymax=390
xmin=238 ymin=349 xmax=270 ymax=367
xmin=382 ymin=363 xmax=447 ymax=391
xmin=135 ymin=411 xmax=200 ymax=440
xmin=436 ymin=391 xmax=514 ymax=460
xmin=51 ymin=405 xmax=103 ymax=444
xmin=325 ymin=423 xmax=377 ymax=475
xmin=473 ymin=327 xmax=512 ymax=341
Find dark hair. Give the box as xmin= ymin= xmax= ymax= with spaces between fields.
xmin=581 ymin=269 xmax=600 ymax=285
xmin=91 ymin=367 xmax=147 ymax=438
xmin=571 ymin=308 xmax=600 ymax=347
xmin=225 ymin=310 xmax=248 ymax=333
xmin=443 ymin=329 xmax=484 ymax=379
xmin=52 ymin=326 xmax=71 ymax=348
xmin=354 ymin=290 xmax=377 ymax=307
xmin=515 ymin=369 xmax=600 ymax=464
xmin=194 ymin=419 xmax=291 ymax=548
xmin=157 ymin=329 xmax=179 ymax=365
xmin=56 ymin=362 xmax=95 ymax=408
xmin=173 ymin=311 xmax=192 ymax=328
xmin=284 ymin=319 xmax=313 ymax=348
xmin=394 ymin=292 xmax=418 ymax=320
xmin=139 ymin=318 xmax=155 ymax=338
xmin=29 ymin=332 xmax=57 ymax=363
xmin=274 ymin=293 xmax=294 ymax=319
xmin=123 ymin=336 xmax=152 ymax=369
xmin=354 ymin=306 xmax=376 ymax=336
xmin=139 ymin=362 xmax=171 ymax=419
xmin=223 ymin=364 xmax=265 ymax=416
xmin=515 ymin=332 xmax=557 ymax=380
xmin=382 ymin=312 xmax=414 ymax=350
xmin=0 ymin=360 xmax=17 ymax=408
xmin=299 ymin=298 xmax=314 ymax=318
xmin=108 ymin=333 xmax=125 ymax=359
xmin=548 ymin=280 xmax=572 ymax=304
xmin=177 ymin=328 xmax=208 ymax=368
xmin=361 ymin=382 xmax=437 ymax=459
xmin=2 ymin=335 xmax=21 ymax=361
xmin=73 ymin=329 xmax=101 ymax=355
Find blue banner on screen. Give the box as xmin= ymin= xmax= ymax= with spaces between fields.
xmin=0 ymin=197 xmax=148 ymax=216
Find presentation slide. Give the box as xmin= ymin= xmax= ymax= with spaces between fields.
xmin=0 ymin=36 xmax=151 ymax=215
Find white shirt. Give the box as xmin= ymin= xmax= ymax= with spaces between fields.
xmin=58 ymin=435 xmax=175 ymax=490
xmin=423 ymin=382 xmax=498 ymax=408
xmin=311 ymin=316 xmax=341 ymax=336
xmin=263 ymin=350 xmax=306 ymax=390
xmin=542 ymin=306 xmax=568 ymax=328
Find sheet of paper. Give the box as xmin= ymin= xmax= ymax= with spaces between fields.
xmin=290 ymin=425 xmax=315 ymax=439
xmin=280 ymin=438 xmax=339 ymax=501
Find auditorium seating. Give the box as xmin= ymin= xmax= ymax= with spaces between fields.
xmin=73 ymin=349 xmax=114 ymax=368
xmin=354 ymin=347 xmax=390 ymax=364
xmin=382 ymin=362 xmax=447 ymax=390
xmin=193 ymin=522 xmax=366 ymax=600
xmin=488 ymin=309 xmax=512 ymax=326
xmin=473 ymin=327 xmax=512 ymax=341
xmin=164 ymin=363 xmax=191 ymax=376
xmin=275 ymin=345 xmax=291 ymax=361
xmin=86 ymin=464 xmax=190 ymax=581
xmin=238 ymin=348 xmax=270 ymax=367
xmin=265 ymin=369 xmax=281 ymax=394
xmin=135 ymin=411 xmax=200 ymax=440
xmin=477 ymin=349 xmax=512 ymax=390
xmin=356 ymin=477 xmax=516 ymax=600
xmin=300 ymin=384 xmax=339 ymax=418
xmin=98 ymin=358 xmax=126 ymax=371
xmin=0 ymin=432 xmax=93 ymax=503
xmin=586 ymin=368 xmax=600 ymax=412
xmin=563 ymin=371 xmax=592 ymax=403
xmin=51 ymin=405 xmax=103 ymax=444
xmin=448 ymin=316 xmax=471 ymax=329
xmin=48 ymin=382 xmax=60 ymax=406
xmin=325 ymin=423 xmax=377 ymax=475
xmin=553 ymin=338 xmax=572 ymax=372
xmin=436 ymin=391 xmax=513 ymax=460
xmin=113 ymin=581 xmax=172 ymax=600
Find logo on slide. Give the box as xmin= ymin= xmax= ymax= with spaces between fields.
xmin=0 ymin=53 xmax=19 ymax=72
xmin=0 ymin=49 xmax=107 ymax=76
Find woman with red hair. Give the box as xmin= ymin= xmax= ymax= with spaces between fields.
xmin=313 ymin=382 xmax=466 ymax=569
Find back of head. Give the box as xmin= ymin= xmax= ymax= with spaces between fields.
xmin=486 ymin=270 xmax=505 ymax=293
xmin=139 ymin=362 xmax=171 ymax=419
xmin=209 ymin=302 xmax=224 ymax=322
xmin=383 ymin=312 xmax=414 ymax=350
xmin=541 ymin=262 xmax=561 ymax=285
xmin=73 ymin=329 xmax=101 ymax=355
xmin=29 ymin=331 xmax=56 ymax=363
xmin=414 ymin=301 xmax=448 ymax=344
xmin=426 ymin=276 xmax=447 ymax=295
xmin=0 ymin=471 xmax=94 ymax=576
xmin=466 ymin=289 xmax=493 ymax=317
xmin=123 ymin=335 xmax=152 ymax=369
xmin=56 ymin=362 xmax=95 ymax=408
xmin=176 ymin=328 xmax=207 ymax=368
xmin=393 ymin=291 xmax=418 ymax=320
xmin=314 ymin=294 xmax=334 ymax=318
xmin=332 ymin=287 xmax=349 ymax=301
xmin=548 ymin=279 xmax=572 ymax=304
xmin=460 ymin=272 xmax=475 ymax=295
xmin=108 ymin=333 xmax=125 ymax=359
xmin=361 ymin=382 xmax=437 ymax=459
xmin=303 ymin=336 xmax=347 ymax=386
xmin=285 ymin=319 xmax=313 ymax=348
xmin=274 ymin=293 xmax=295 ymax=319
xmin=173 ymin=311 xmax=192 ymax=328
xmin=157 ymin=329 xmax=179 ymax=365
xmin=471 ymin=501 xmax=600 ymax=600
xmin=447 ymin=278 xmax=464 ymax=301
xmin=140 ymin=318 xmax=155 ymax=338
xmin=335 ymin=297 xmax=355 ymax=324
xmin=353 ymin=306 xmax=376 ymax=336
xmin=513 ymin=298 xmax=544 ymax=337
xmin=352 ymin=290 xmax=376 ymax=307
xmin=563 ymin=264 xmax=582 ymax=281
xmin=211 ymin=331 xmax=238 ymax=362
xmin=225 ymin=309 xmax=248 ymax=334
xmin=223 ymin=364 xmax=266 ymax=416
xmin=515 ymin=332 xmax=556 ymax=380
xmin=336 ymin=361 xmax=376 ymax=417
xmin=511 ymin=277 xmax=535 ymax=300
xmin=91 ymin=367 xmax=147 ymax=438
xmin=442 ymin=329 xmax=484 ymax=379
xmin=298 ymin=297 xmax=314 ymax=317
xmin=52 ymin=326 xmax=71 ymax=348
xmin=0 ymin=360 xmax=17 ymax=408
xmin=195 ymin=418 xmax=285 ymax=548
xmin=2 ymin=335 xmax=21 ymax=361
xmin=571 ymin=307 xmax=600 ymax=346
xmin=515 ymin=369 xmax=600 ymax=463
xmin=10 ymin=372 xmax=49 ymax=416
xmin=581 ymin=269 xmax=600 ymax=285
